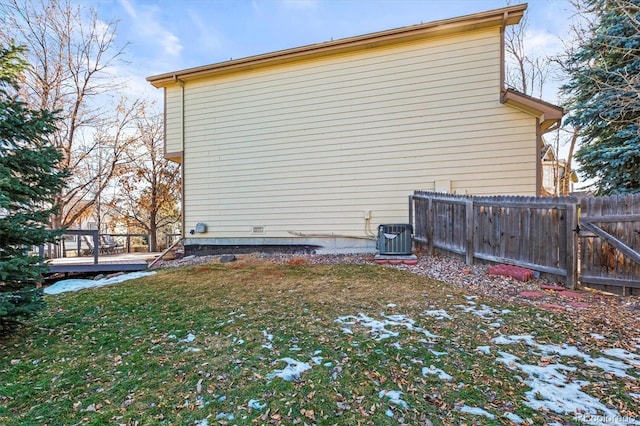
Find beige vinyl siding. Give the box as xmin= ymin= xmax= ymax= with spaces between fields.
xmin=180 ymin=27 xmax=537 ymax=240
xmin=165 ymin=86 xmax=183 ymax=156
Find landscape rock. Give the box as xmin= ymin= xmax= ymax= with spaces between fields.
xmin=220 ymin=254 xmax=237 ymax=263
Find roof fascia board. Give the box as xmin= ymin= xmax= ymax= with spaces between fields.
xmin=501 ymin=89 xmax=565 ymax=132
xmin=148 ymin=4 xmax=526 ymax=87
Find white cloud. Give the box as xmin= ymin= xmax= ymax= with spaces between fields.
xmin=118 ymin=0 xmax=137 ymax=18
xmin=524 ymin=29 xmax=563 ymax=57
xmin=117 ymin=0 xmax=183 ymax=57
xmin=159 ymin=31 xmax=183 ymax=57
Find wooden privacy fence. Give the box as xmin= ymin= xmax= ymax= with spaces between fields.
xmin=410 ymin=192 xmax=579 ymax=288
xmin=410 ymin=191 xmax=640 ymax=294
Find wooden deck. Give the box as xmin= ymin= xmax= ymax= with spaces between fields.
xmin=45 ymin=252 xmax=161 ymax=274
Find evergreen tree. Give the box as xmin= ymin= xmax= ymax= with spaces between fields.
xmin=0 ymin=44 xmax=67 ymax=336
xmin=561 ymin=0 xmax=640 ymax=195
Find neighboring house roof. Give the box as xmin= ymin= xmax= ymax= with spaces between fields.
xmin=147 ymin=4 xmax=527 ymax=87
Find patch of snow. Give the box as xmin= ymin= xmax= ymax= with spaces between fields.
xmin=383 ymin=313 xmax=439 ymax=339
xmin=182 ymin=333 xmax=196 ymax=343
xmin=262 ymin=329 xmax=274 ymax=349
xmin=494 ymin=334 xmax=639 ymax=379
xmin=476 ymin=346 xmax=491 ymax=354
xmin=184 ymin=347 xmax=201 ymax=353
xmin=422 ymin=366 xmax=453 ymax=381
xmin=385 ymin=408 xmax=394 ymax=417
xmin=460 ymin=304 xmax=499 ymax=319
xmin=391 ymin=342 xmax=402 ymax=350
xmin=587 ymin=356 xmax=634 ymax=378
xmin=310 ymin=356 xmax=323 ymax=365
xmin=194 ymin=419 xmax=208 ymax=426
xmin=248 ymin=399 xmax=266 ymax=410
xmin=378 ymin=390 xmax=408 ymax=409
xmin=457 ymin=405 xmax=495 ymax=419
xmin=386 ymin=303 xmax=397 ymax=308
xmin=336 ymin=312 xmax=439 ymax=341
xmin=44 ymin=271 xmax=157 ymax=294
xmin=590 ymin=333 xmax=606 ymax=340
xmin=194 ymin=395 xmax=207 ymax=409
xmin=267 ymin=358 xmax=312 ymax=381
xmin=495 ymin=350 xmax=633 ymax=421
xmin=422 ymin=309 xmax=453 ymax=320
xmin=505 ymin=412 xmax=524 ymax=424
xmin=215 ymin=412 xmax=234 ymax=421
xmin=430 ymin=349 xmax=447 ymax=357
xmin=602 ymin=348 xmax=640 ymax=363
xmin=492 ymin=334 xmax=537 ymax=347
xmin=340 ymin=327 xmax=353 ymax=334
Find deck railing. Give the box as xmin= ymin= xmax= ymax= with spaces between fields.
xmin=39 ymin=231 xmax=151 ymax=264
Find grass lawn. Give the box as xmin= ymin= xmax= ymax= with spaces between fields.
xmin=1 ymin=256 xmax=638 ymax=425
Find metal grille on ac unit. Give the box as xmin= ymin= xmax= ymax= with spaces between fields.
xmin=377 ymin=224 xmax=413 ymax=255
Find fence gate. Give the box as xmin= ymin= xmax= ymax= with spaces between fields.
xmin=579 ymin=194 xmax=640 ymax=295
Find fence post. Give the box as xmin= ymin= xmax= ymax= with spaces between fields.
xmin=408 ymin=195 xmax=413 ymax=234
xmin=465 ymin=199 xmax=475 ymax=265
xmin=427 ymin=197 xmax=434 ymax=255
xmin=92 ymin=230 xmax=99 ymax=265
xmin=565 ymin=201 xmax=578 ymax=289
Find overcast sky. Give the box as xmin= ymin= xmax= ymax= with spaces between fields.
xmin=90 ymin=0 xmax=575 ymax=105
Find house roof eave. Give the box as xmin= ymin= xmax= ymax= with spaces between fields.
xmin=501 ymin=88 xmax=565 ymax=133
xmin=147 ymin=4 xmax=527 ymax=88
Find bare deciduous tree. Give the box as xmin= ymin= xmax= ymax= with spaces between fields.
xmin=109 ymin=110 xmax=181 ymax=252
xmin=504 ymin=11 xmax=550 ymax=98
xmin=0 ymin=0 xmax=130 ymax=228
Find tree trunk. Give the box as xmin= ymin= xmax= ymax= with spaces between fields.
xmin=562 ymin=127 xmax=579 ymax=195
xmin=149 ymin=210 xmax=158 ymax=252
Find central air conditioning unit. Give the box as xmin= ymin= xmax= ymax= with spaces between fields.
xmin=377 ymin=224 xmax=413 ymax=255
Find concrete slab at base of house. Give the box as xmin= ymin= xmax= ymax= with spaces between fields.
xmin=374 ymin=254 xmax=418 ymax=260
xmin=374 ymin=254 xmax=418 ymax=265
xmin=184 ymin=237 xmax=378 ymax=256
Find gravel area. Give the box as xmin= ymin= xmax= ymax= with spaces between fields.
xmin=153 ymin=252 xmax=640 ymax=341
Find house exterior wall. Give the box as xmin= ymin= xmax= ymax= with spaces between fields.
xmin=165 ymin=87 xmax=183 ymax=159
xmin=164 ymin=27 xmax=537 ymax=252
